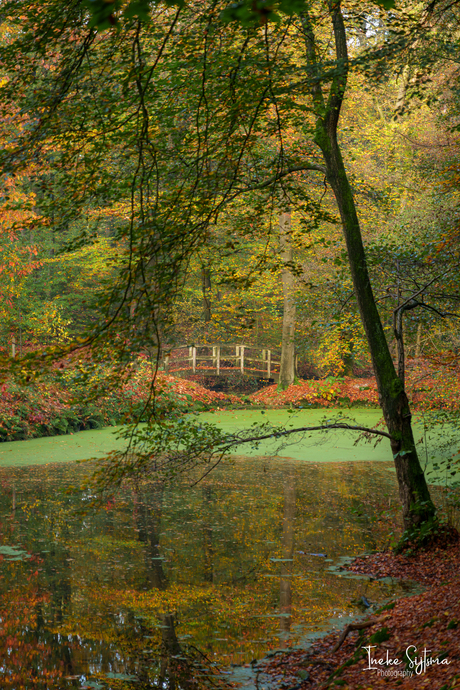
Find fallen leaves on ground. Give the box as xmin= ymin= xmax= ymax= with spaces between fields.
xmin=255 ymin=541 xmax=460 ymax=689
xmin=250 ymin=359 xmax=460 ymax=412
xmin=250 ymin=376 xmax=379 ymax=408
xmin=154 ymin=372 xmax=242 ymax=406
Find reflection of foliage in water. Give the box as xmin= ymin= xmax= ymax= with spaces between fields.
xmin=0 ymin=458 xmax=412 ymax=687
xmin=413 ymin=411 xmax=460 ymax=530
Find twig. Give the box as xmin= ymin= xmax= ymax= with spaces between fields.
xmin=331 ymin=619 xmax=377 ymax=653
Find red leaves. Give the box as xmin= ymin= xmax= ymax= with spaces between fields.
xmin=250 ymin=376 xmax=379 ymax=408
xmin=154 ymin=372 xmax=242 ymax=406
xmin=258 ymin=543 xmax=460 ymax=689
xmin=250 ymin=359 xmax=460 ymax=413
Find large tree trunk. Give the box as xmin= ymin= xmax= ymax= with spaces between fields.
xmin=279 ymin=210 xmax=296 ymax=390
xmin=304 ymin=3 xmax=436 ymax=533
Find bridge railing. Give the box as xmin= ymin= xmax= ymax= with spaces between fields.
xmin=163 ymin=344 xmax=281 ymax=380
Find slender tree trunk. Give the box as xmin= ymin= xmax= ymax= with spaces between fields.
xmin=279 ymin=210 xmax=296 ymax=390
xmin=279 ymin=472 xmax=295 ymax=633
xmin=304 ymin=3 xmax=436 ymax=533
xmin=415 ymin=321 xmax=423 ymax=358
xmin=201 ymin=267 xmax=212 ymax=323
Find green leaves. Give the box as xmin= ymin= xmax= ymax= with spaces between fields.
xmin=375 ymin=0 xmax=395 ymax=8
xmin=82 ymin=0 xmax=123 ymax=30
xmin=82 ymin=0 xmax=155 ymax=30
xmin=83 ymin=0 xmax=396 ymax=31
xmin=220 ymin=0 xmax=309 ymax=26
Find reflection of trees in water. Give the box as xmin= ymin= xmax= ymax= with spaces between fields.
xmin=0 ymin=470 xmax=77 ymax=685
xmin=135 ymin=484 xmax=232 ymax=689
xmin=294 ymin=463 xmax=399 ymax=556
xmin=152 ymin=613 xmax=232 ymax=690
xmin=0 ymin=461 xmax=405 ymax=686
xmin=279 ymin=472 xmax=296 ymax=635
xmin=135 ymin=484 xmax=167 ymax=591
xmin=202 ymin=487 xmax=214 ymax=584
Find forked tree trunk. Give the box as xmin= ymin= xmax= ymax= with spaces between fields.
xmin=304 ymin=3 xmax=436 ymax=532
xmin=279 ymin=210 xmax=296 ymax=390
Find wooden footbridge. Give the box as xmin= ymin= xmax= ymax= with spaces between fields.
xmin=163 ymin=344 xmax=281 ymax=382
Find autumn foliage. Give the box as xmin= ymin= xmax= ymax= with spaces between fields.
xmin=0 ymin=363 xmax=241 ymax=442
xmin=250 ymin=359 xmax=460 ymax=412
xmin=257 ymin=542 xmax=460 ymax=690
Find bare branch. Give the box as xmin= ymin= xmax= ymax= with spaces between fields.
xmin=220 ymin=423 xmax=393 ymax=451
xmin=234 ymin=164 xmax=327 ymax=195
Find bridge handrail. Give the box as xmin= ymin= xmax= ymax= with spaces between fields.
xmin=163 ymin=344 xmax=282 ymax=379
xmin=164 ymin=343 xmax=281 ymax=353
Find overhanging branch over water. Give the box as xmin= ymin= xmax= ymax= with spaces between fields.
xmin=220 ymin=423 xmax=392 ymax=451
xmin=90 ymin=419 xmax=393 ymax=494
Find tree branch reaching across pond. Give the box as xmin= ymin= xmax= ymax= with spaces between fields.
xmin=86 ymin=419 xmax=393 ymax=498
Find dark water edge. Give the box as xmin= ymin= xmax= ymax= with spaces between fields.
xmin=228 ymin=561 xmax=424 ymax=689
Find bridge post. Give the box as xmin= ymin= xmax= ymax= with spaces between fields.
xmin=164 ymin=353 xmax=170 ymax=373
xmin=189 ymin=346 xmax=197 ymax=373
xmin=216 ymin=346 xmax=220 ymax=375
xmin=240 ymin=345 xmax=245 ymax=374
xmin=267 ymin=349 xmax=271 ymax=378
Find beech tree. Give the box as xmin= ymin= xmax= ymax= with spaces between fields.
xmin=279 ymin=210 xmax=297 ymax=389
xmin=299 ymin=3 xmax=436 ymax=532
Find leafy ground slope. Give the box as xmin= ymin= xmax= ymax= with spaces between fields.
xmin=1 ymin=359 xmax=459 ymax=442
xmin=250 ymin=360 xmax=460 ymax=411
xmin=256 ymin=541 xmax=460 ymax=689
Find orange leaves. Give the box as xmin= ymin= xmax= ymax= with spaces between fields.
xmin=250 ymin=375 xmax=380 ymax=408
xmin=259 ymin=542 xmax=460 ymax=690
xmin=250 ymin=359 xmax=460 ymax=414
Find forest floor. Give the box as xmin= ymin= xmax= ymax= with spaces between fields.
xmin=2 ymin=357 xmax=460 ymax=441
xmin=249 ymin=359 xmax=460 ymax=412
xmin=254 ymin=539 xmax=460 ymax=690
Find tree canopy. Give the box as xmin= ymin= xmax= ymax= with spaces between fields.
xmin=1 ymin=0 xmax=460 ymax=542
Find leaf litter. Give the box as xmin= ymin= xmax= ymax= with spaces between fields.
xmin=254 ymin=540 xmax=460 ymax=689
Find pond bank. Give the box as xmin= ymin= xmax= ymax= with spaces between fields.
xmin=255 ymin=541 xmax=460 ymax=689
xmin=1 ymin=408 xmax=459 ymax=485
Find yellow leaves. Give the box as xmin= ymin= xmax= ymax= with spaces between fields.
xmin=28 ymin=301 xmax=71 ymax=344
xmin=315 ymin=314 xmax=368 ymax=377
xmin=110 ymin=582 xmax=222 ymax=616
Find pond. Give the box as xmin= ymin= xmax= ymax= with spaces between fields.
xmin=0 ymin=408 xmax=457 ymax=483
xmin=0 ymin=409 xmax=452 ymax=689
xmin=0 ymin=410 xmax=456 ymax=690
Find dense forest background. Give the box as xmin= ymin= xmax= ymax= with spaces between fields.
xmin=1 ymin=1 xmax=459 ymax=377
xmin=0 ymin=0 xmax=460 ymax=534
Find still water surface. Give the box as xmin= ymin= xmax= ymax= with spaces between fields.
xmin=0 ymin=449 xmax=416 ymax=689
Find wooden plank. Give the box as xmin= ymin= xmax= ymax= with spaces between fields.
xmin=167 ymin=344 xmax=280 ymax=378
